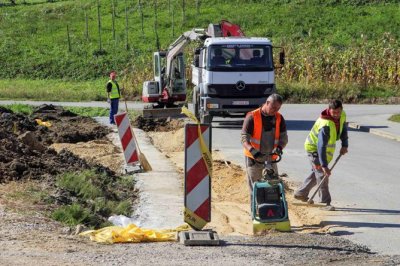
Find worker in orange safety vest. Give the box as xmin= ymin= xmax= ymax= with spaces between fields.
xmin=241 ymin=93 xmax=288 ymax=194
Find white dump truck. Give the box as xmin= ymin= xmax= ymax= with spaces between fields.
xmin=142 ymin=21 xmax=284 ymax=123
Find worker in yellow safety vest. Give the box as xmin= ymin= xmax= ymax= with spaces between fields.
xmin=106 ymin=71 xmax=121 ymax=125
xmin=241 ymin=94 xmax=288 ymax=194
xmin=294 ymin=99 xmax=348 ymax=210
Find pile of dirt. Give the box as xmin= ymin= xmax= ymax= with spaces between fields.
xmin=134 ymin=116 xmax=185 ymax=132
xmin=51 ymin=139 xmax=124 ymax=174
xmin=0 ymin=105 xmax=113 ymax=182
xmin=31 ymin=104 xmax=110 ymax=143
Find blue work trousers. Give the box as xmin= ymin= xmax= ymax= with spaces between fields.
xmin=109 ymin=98 xmax=119 ymax=124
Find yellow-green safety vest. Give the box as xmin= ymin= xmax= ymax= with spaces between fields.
xmin=108 ymin=80 xmax=120 ymax=99
xmin=304 ymin=111 xmax=346 ymax=163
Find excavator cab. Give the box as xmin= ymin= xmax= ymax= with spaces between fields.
xmin=169 ymin=53 xmax=186 ymax=95
xmin=143 ymin=51 xmax=186 ymax=106
xmin=153 ymin=51 xmax=166 ymax=94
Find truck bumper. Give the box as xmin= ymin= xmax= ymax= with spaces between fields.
xmin=203 ymin=96 xmax=267 ymax=115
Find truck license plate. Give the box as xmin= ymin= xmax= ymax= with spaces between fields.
xmin=232 ymin=101 xmax=249 ymax=105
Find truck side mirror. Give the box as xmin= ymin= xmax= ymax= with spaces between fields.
xmin=194 ymin=48 xmax=201 ymax=55
xmin=279 ymin=51 xmax=285 ymax=65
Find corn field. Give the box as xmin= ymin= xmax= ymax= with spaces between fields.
xmin=278 ymin=33 xmax=400 ymax=86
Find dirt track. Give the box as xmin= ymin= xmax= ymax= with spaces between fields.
xmin=0 ymin=112 xmax=399 ymax=265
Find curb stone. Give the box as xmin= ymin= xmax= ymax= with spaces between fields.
xmin=348 ymin=122 xmax=400 ymax=142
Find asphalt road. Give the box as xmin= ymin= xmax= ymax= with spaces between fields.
xmin=211 ymin=104 xmax=400 ymax=256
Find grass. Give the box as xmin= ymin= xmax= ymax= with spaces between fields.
xmin=66 ymin=106 xmax=109 ymax=117
xmin=0 ymin=0 xmax=399 ymax=102
xmin=52 ymin=170 xmax=135 ymax=228
xmin=7 ymin=182 xmax=53 ymax=205
xmin=2 ymin=103 xmax=34 ymax=115
xmin=51 ymin=204 xmax=98 ymax=227
xmin=389 ymin=114 xmax=400 ymax=123
xmin=0 ymin=79 xmax=106 ymax=101
xmin=277 ymin=81 xmax=400 ymax=103
xmin=0 ymin=103 xmax=109 ymax=117
xmin=0 ymin=0 xmax=400 ymax=101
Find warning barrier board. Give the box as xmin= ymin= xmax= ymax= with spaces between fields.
xmin=184 ymin=123 xmax=212 ymax=230
xmin=114 ymin=112 xmax=139 ymax=166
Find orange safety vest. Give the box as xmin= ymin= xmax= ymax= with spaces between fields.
xmin=243 ymin=108 xmax=282 ymax=161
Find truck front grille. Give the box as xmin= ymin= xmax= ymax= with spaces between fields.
xmin=208 ymin=84 xmax=274 ymax=98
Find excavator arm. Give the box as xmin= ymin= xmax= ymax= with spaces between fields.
xmin=165 ymin=21 xmax=244 ymax=87
xmin=165 ymin=29 xmax=206 ymax=91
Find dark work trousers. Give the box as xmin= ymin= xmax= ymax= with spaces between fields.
xmin=245 ymin=156 xmax=278 ymax=194
xmin=295 ymin=152 xmax=331 ymax=204
xmin=109 ymin=98 xmax=119 ymax=124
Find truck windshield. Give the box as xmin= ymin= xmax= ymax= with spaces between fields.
xmin=207 ymin=44 xmax=273 ymax=72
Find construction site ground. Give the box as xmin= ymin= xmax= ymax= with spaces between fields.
xmin=0 ymin=107 xmax=399 ymax=265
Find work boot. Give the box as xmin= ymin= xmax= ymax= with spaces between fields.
xmin=294 ymin=194 xmax=309 ymax=202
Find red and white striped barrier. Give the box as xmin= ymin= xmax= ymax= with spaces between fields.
xmin=114 ymin=112 xmax=139 ymax=166
xmin=184 ymin=124 xmax=211 ymax=230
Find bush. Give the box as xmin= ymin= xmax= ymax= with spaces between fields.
xmin=51 ymin=203 xmax=96 ymax=227
xmin=53 ymin=170 xmax=134 ymax=228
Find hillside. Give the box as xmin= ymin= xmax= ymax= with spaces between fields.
xmin=0 ymin=0 xmax=399 ymax=101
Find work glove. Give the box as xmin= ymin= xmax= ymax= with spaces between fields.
xmin=107 ymin=98 xmax=111 ymax=103
xmin=272 ymin=146 xmax=283 ymax=156
xmin=250 ymin=147 xmax=263 ymax=160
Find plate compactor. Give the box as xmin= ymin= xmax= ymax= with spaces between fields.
xmin=252 ymin=153 xmax=291 ymax=234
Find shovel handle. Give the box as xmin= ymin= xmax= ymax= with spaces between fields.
xmin=307 ymin=154 xmax=342 ymax=204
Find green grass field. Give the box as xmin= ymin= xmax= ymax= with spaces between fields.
xmin=1 ymin=103 xmax=110 ymax=117
xmin=1 ymin=0 xmax=399 ymax=102
xmin=0 ymin=79 xmax=105 ymax=101
xmin=389 ymin=114 xmax=400 ymax=123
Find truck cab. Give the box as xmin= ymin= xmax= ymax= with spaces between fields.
xmin=192 ymin=37 xmax=278 ymax=123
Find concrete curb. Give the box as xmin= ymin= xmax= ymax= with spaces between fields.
xmin=348 ymin=122 xmax=400 ymax=142
xmin=94 ymin=117 xmax=183 ymax=229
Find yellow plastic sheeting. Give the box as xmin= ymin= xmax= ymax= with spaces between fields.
xmin=80 ymin=224 xmax=190 ymax=244
xmin=35 ymin=119 xmax=52 ymax=127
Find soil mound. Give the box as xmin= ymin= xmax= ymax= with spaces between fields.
xmin=134 ymin=116 xmax=185 ymax=132
xmin=32 ymin=104 xmax=109 ymax=143
xmin=0 ymin=105 xmax=114 ymax=183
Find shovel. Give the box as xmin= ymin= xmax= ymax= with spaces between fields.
xmin=307 ymin=154 xmax=342 ymax=205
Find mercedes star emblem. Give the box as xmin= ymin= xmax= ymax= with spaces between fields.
xmin=236 ymin=80 xmax=246 ymax=91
